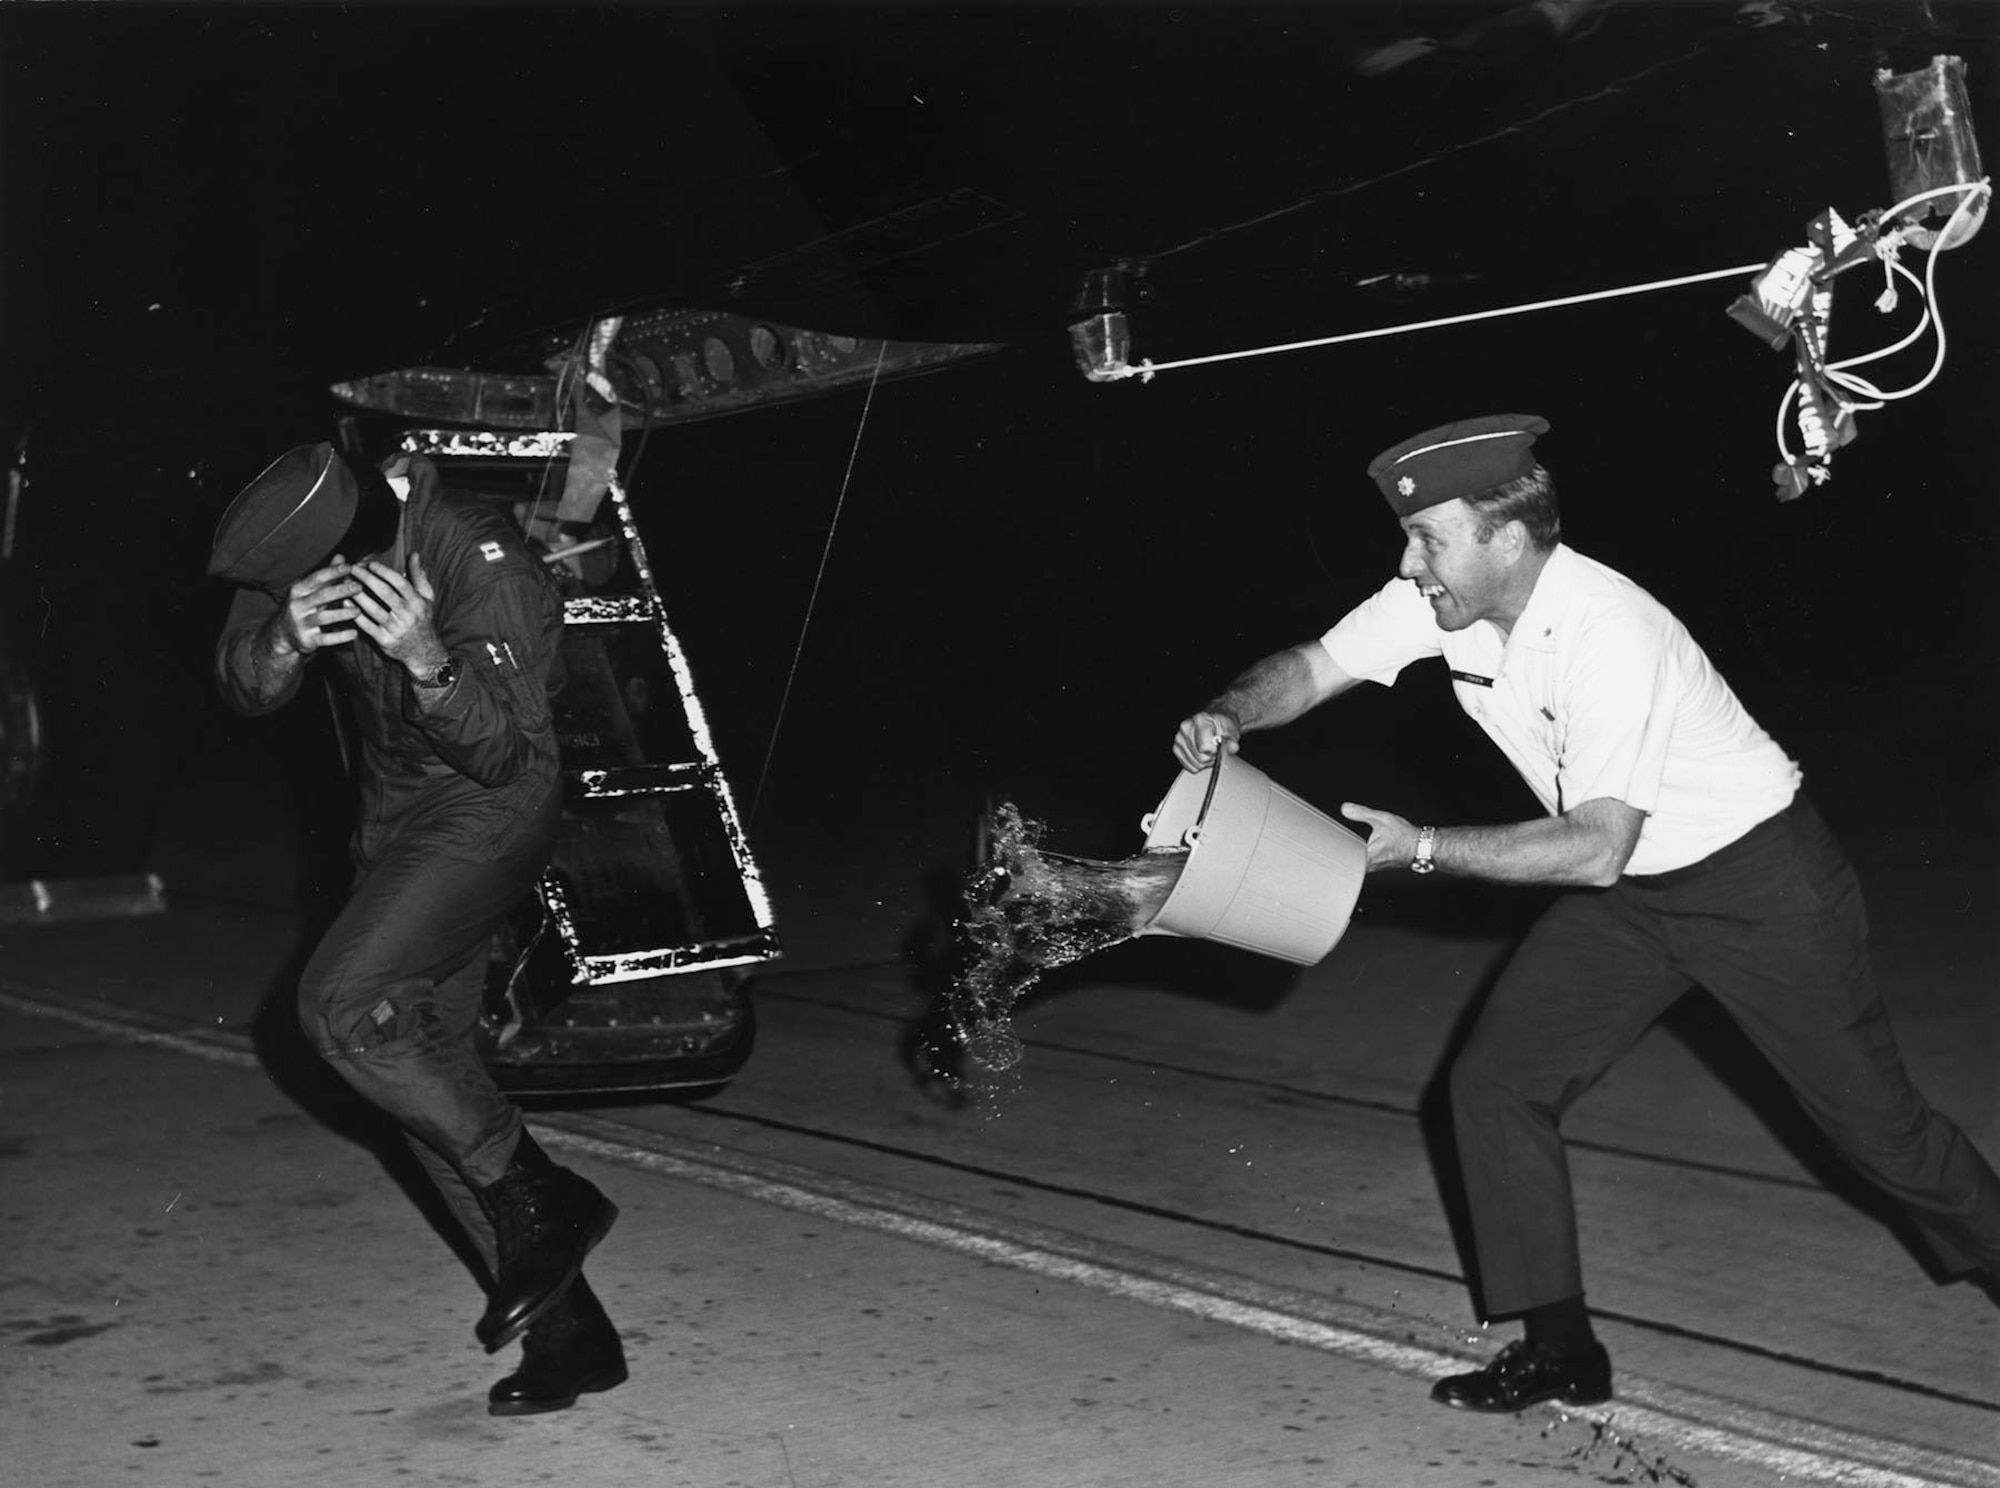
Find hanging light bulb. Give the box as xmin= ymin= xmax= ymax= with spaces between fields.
xmin=1068 ymin=266 xmax=1134 ymax=382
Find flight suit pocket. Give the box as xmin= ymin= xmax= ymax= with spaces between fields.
xmin=476 ymin=638 xmax=552 ymax=732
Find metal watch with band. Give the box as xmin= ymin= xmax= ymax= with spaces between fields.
xmin=1410 ymin=824 xmax=1438 ymax=874
xmin=411 ymin=656 xmax=459 ymax=691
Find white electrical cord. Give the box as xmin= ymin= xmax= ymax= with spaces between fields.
xmin=1774 ymin=179 xmax=1991 ymax=471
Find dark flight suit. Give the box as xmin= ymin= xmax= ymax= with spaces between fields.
xmin=215 ymin=454 xmax=565 ymax=1277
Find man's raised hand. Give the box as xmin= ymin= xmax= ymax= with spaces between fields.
xmin=350 ymin=552 xmax=447 ymax=673
xmin=276 ymin=557 xmax=362 ymax=656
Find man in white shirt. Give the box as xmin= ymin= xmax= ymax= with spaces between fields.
xmin=1172 ymin=413 xmax=2000 ymax=1412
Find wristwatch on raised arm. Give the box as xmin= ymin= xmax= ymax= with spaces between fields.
xmin=412 ymin=656 xmax=459 ymax=691
xmin=1410 ymin=825 xmax=1438 ymax=875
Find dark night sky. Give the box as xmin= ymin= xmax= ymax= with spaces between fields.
xmin=3 ymin=2 xmax=1998 ymax=880
xmin=7 ymin=4 xmax=1990 ymax=384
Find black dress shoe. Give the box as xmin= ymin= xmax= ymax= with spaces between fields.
xmin=488 ymin=1277 xmax=628 ymax=1417
xmin=1430 ymin=1338 xmax=1613 ymax=1413
xmin=476 ymin=1137 xmax=619 ymax=1353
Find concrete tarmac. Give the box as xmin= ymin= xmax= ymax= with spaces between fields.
xmin=5 ymin=710 xmax=1998 ymax=1486
xmin=4 ymin=878 xmax=1996 ymax=1487
xmin=0 ymin=993 xmax=1765 ymax=1488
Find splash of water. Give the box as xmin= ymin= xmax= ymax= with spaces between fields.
xmin=947 ymin=801 xmax=1188 ymax=1072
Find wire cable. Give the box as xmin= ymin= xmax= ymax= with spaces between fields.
xmin=1105 ymin=262 xmax=1769 ymax=381
xmin=750 ymin=340 xmax=891 ymax=825
xmin=1109 ymin=182 xmax=1987 ymax=391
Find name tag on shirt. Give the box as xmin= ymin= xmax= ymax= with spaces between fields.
xmin=1449 ymin=669 xmax=1495 ymax=688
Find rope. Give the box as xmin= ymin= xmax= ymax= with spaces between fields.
xmin=750 ymin=340 xmax=891 ymax=824
xmin=1114 ymin=178 xmax=1992 ymax=386
xmin=1105 ymin=261 xmax=1770 ymax=381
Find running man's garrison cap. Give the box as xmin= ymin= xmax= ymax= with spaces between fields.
xmin=1367 ymin=413 xmax=1549 ymax=517
xmin=206 ymin=442 xmax=358 ymax=589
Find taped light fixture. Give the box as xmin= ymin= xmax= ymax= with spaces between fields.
xmin=1730 ymin=55 xmax=1988 ymax=501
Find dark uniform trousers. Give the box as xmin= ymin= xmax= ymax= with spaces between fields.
xmin=297 ymin=782 xmax=563 ymax=1280
xmin=1450 ymin=795 xmax=2000 ymax=1318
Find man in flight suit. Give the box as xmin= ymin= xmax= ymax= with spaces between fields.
xmin=210 ymin=441 xmax=625 ymax=1415
xmin=1173 ymin=413 xmax=2000 ymax=1412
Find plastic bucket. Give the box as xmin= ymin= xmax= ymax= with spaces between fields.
xmin=1136 ymin=752 xmax=1367 ymax=965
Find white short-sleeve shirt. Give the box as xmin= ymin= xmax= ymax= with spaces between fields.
xmin=1319 ymin=544 xmax=1800 ymax=876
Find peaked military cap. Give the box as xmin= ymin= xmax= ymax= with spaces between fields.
xmin=1367 ymin=413 xmax=1549 ymax=517
xmin=207 ymin=442 xmax=358 ymax=589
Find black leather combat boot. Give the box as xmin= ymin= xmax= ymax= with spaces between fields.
xmin=475 ymin=1131 xmax=619 ymax=1353
xmin=487 ymin=1275 xmax=628 ymax=1416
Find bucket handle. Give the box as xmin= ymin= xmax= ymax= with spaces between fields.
xmin=1181 ymin=752 xmax=1225 ymax=847
xmin=1196 ymin=752 xmax=1226 ymax=820
xmin=1141 ymin=754 xmax=1226 ymax=849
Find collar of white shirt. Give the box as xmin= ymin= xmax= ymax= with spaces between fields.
xmin=1497 ymin=542 xmax=1576 ymax=666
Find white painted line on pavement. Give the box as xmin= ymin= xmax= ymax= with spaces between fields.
xmin=0 ymin=982 xmax=263 ymax=1067
xmin=4 ymin=980 xmax=1992 ymax=1488
xmin=545 ymin=1116 xmax=1999 ymax=1488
